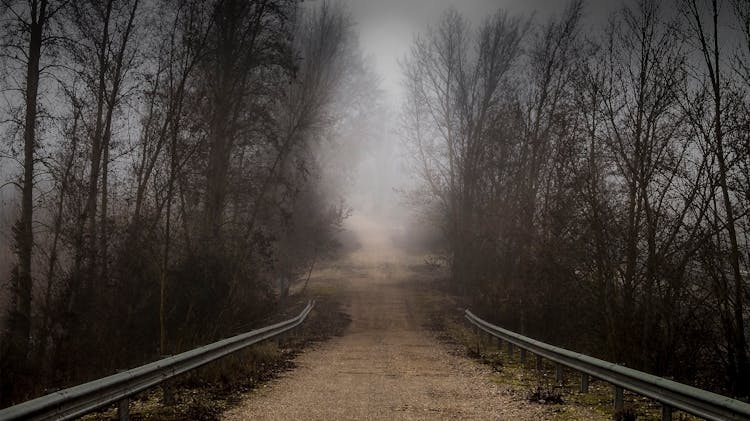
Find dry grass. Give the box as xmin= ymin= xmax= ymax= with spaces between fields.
xmin=79 ymin=292 xmax=350 ymax=421
xmin=411 ymin=273 xmax=701 ymax=421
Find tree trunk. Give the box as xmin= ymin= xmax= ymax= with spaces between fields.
xmin=700 ymin=0 xmax=750 ymax=396
xmin=2 ymin=0 xmax=48 ymax=405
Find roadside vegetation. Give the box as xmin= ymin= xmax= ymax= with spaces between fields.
xmin=411 ymin=270 xmax=700 ymax=420
xmin=402 ymin=0 xmax=750 ymax=399
xmin=0 ymin=0 xmax=376 ymax=406
xmin=80 ymin=285 xmax=350 ymax=420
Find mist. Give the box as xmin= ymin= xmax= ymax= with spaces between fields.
xmin=338 ymin=0 xmax=624 ymax=253
xmin=2 ymin=0 xmax=750 ymax=415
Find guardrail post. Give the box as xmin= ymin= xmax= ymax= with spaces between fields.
xmin=162 ymin=380 xmax=175 ymax=406
xmin=661 ymin=404 xmax=672 ymax=420
xmin=460 ymin=309 xmax=750 ymax=421
xmin=118 ymin=397 xmax=130 ymax=421
xmin=471 ymin=326 xmax=482 ymax=351
xmin=159 ymin=355 xmax=176 ymax=406
xmin=520 ymin=348 xmax=527 ymax=364
xmin=288 ymin=331 xmax=297 ymax=347
xmin=0 ymin=301 xmax=317 ymax=421
xmin=614 ymin=386 xmax=624 ymax=412
xmin=276 ymin=330 xmax=287 ymax=347
xmin=580 ymin=373 xmax=589 ymax=393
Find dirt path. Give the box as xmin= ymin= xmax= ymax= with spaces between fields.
xmin=222 ymin=217 xmax=549 ymax=420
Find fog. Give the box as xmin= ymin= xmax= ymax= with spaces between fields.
xmin=351 ymin=0 xmax=614 ymax=104
xmin=340 ymin=0 xmax=621 ymax=247
xmin=3 ymin=0 xmax=750 ymax=406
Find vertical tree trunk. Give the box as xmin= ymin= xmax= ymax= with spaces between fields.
xmin=706 ymin=0 xmax=749 ymax=396
xmin=687 ymin=0 xmax=750 ymax=396
xmin=79 ymin=0 xmax=113 ymax=282
xmin=202 ymin=0 xmax=242 ymax=245
xmin=203 ymin=103 xmax=232 ymax=243
xmin=100 ymin=128 xmax=110 ymax=280
xmin=2 ymin=0 xmax=48 ymax=405
xmin=37 ymin=102 xmax=80 ymax=377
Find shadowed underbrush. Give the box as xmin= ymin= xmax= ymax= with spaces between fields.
xmin=410 ymin=267 xmax=699 ymax=421
xmin=80 ymin=289 xmax=350 ymax=421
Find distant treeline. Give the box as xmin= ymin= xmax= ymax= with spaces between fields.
xmin=403 ymin=0 xmax=750 ymax=398
xmin=0 ymin=0 xmax=376 ymax=406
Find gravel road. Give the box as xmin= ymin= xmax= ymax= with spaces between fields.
xmin=222 ymin=217 xmax=555 ymax=420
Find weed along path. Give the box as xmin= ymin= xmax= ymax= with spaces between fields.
xmin=222 ymin=217 xmax=557 ymax=421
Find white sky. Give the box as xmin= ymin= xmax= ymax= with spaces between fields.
xmin=346 ymin=0 xmax=617 ymax=106
xmin=325 ymin=0 xmax=620 ymax=228
xmin=336 ymin=0 xmax=621 ymax=226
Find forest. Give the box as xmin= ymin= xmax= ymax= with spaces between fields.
xmin=0 ymin=0 xmax=376 ymax=405
xmin=3 ymin=0 xmax=750 ymax=411
xmin=402 ymin=0 xmax=750 ymax=399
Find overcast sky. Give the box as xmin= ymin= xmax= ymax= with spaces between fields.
xmin=337 ymin=0 xmax=625 ymax=225
xmin=327 ymin=0 xmax=627 ymax=226
xmin=346 ymin=0 xmax=621 ymax=105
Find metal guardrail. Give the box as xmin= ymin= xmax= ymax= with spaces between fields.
xmin=0 ymin=300 xmax=315 ymax=421
xmin=465 ymin=309 xmax=750 ymax=421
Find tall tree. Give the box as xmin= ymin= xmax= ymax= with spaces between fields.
xmin=682 ymin=0 xmax=750 ymax=396
xmin=201 ymin=0 xmax=292 ymax=245
xmin=0 ymin=0 xmax=62 ymax=404
xmin=401 ymin=7 xmax=525 ymax=292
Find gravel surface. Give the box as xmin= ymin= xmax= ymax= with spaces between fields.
xmin=222 ymin=240 xmax=554 ymax=420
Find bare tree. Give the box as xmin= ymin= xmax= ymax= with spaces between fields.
xmin=401 ymin=7 xmax=525 ymax=293
xmin=0 ymin=0 xmax=374 ymax=403
xmin=127 ymin=0 xmax=213 ymax=354
xmin=60 ymin=0 xmax=141 ymax=319
xmin=200 ymin=0 xmax=292 ymax=245
xmin=0 ymin=0 xmax=65 ymax=404
xmin=681 ymin=0 xmax=750 ymax=396
xmin=509 ymin=0 xmax=583 ymax=333
xmin=246 ymin=1 xmax=358 ymax=302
